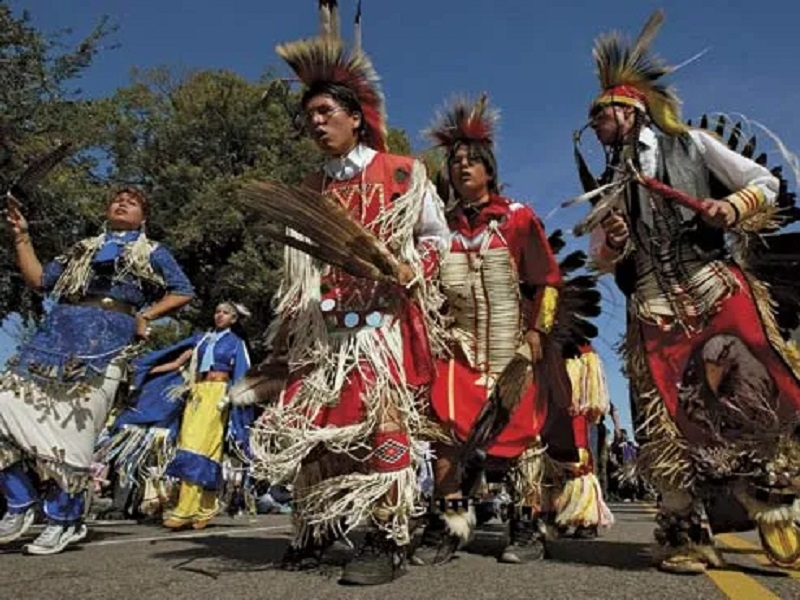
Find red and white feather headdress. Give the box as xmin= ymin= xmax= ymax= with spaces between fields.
xmin=277 ymin=37 xmax=387 ymax=152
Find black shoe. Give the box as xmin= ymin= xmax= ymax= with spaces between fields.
xmin=97 ymin=505 xmax=136 ymax=522
xmin=573 ymin=525 xmax=598 ymax=539
xmin=409 ymin=514 xmax=462 ymax=566
xmin=339 ymin=531 xmax=406 ymax=586
xmin=498 ymin=518 xmax=547 ymax=563
xmin=281 ymin=540 xmax=325 ymax=571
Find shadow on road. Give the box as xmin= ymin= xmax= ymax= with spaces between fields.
xmin=151 ymin=534 xmax=289 ymax=577
xmin=717 ymin=547 xmax=795 ymax=579
xmin=149 ymin=533 xmax=358 ymax=580
xmin=548 ymin=539 xmax=653 ymax=571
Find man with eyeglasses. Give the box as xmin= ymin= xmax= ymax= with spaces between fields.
xmin=247 ymin=36 xmax=448 ymax=586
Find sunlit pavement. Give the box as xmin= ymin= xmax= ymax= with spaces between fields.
xmin=0 ymin=503 xmax=797 ymax=600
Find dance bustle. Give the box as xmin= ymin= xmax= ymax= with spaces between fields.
xmin=239 ymin=181 xmax=400 ymax=283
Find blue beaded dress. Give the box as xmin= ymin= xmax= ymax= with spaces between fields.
xmin=0 ymin=230 xmax=194 ymax=492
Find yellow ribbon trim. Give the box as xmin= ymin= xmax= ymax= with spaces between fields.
xmin=726 ymin=185 xmax=766 ymax=222
xmin=534 ymin=286 xmax=559 ymax=334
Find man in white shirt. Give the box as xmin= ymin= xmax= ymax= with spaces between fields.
xmin=248 ymin=36 xmax=448 ymax=586
xmin=581 ymin=10 xmax=800 ymax=574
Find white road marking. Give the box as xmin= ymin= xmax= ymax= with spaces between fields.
xmin=88 ymin=523 xmax=292 ymax=547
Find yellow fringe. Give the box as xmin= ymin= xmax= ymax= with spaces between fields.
xmin=566 ymin=350 xmax=611 ymax=423
xmin=555 ymin=472 xmax=614 ymax=528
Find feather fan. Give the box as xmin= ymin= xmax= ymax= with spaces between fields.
xmin=8 ymin=141 xmax=73 ymax=203
xmin=239 ymin=181 xmax=400 ymax=283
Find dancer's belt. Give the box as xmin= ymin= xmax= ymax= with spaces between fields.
xmin=750 ymin=484 xmax=797 ymax=507
xmin=321 ymin=308 xmax=391 ymax=331
xmin=68 ymin=295 xmax=137 ymax=316
xmin=197 ymin=371 xmax=230 ymax=383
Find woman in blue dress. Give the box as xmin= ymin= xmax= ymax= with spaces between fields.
xmin=151 ymin=302 xmax=252 ymax=530
xmin=0 ymin=188 xmax=194 ymax=555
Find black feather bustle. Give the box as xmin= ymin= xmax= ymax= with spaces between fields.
xmin=547 ymin=229 xmax=567 ymax=254
xmin=559 ymin=251 xmax=587 ymax=274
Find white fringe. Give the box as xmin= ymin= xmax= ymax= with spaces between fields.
xmin=97 ymin=425 xmax=175 ymax=487
xmin=251 ymin=160 xmax=445 ymax=545
xmin=294 ymin=465 xmax=422 ymax=546
xmin=52 ymin=233 xmax=164 ymax=300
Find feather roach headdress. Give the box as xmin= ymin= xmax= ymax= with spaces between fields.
xmin=591 ymin=10 xmax=688 ymax=136
xmin=425 ymin=93 xmax=501 ymax=194
xmin=318 ymin=0 xmax=341 ymax=40
xmin=276 ymin=36 xmax=387 ymax=152
xmin=426 ymin=93 xmax=498 ymax=150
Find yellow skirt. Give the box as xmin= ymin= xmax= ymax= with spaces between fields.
xmin=168 ymin=381 xmax=228 ymax=522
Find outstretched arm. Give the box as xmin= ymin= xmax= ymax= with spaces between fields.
xmin=6 ymin=195 xmax=44 ymax=290
xmin=148 ymin=348 xmax=193 ymax=375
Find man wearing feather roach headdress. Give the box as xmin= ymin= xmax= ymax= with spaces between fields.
xmin=237 ymin=31 xmax=449 ymax=585
xmin=412 ymin=95 xmax=609 ymax=565
xmin=576 ymin=9 xmax=800 ymax=574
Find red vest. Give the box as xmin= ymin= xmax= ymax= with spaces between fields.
xmin=315 ymin=153 xmax=416 ymax=331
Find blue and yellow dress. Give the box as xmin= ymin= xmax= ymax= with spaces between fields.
xmin=165 ymin=329 xmax=251 ymax=525
xmin=0 ymin=230 xmax=193 ymax=522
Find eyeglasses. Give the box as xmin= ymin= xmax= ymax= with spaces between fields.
xmin=302 ymin=105 xmax=346 ymax=127
xmin=449 ymin=153 xmax=482 ymax=168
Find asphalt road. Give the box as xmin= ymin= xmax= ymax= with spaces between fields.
xmin=0 ymin=503 xmax=798 ymax=600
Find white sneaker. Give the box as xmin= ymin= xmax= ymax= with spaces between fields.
xmin=71 ymin=523 xmax=89 ymax=544
xmin=0 ymin=507 xmax=36 ymax=544
xmin=23 ymin=522 xmax=85 ymax=556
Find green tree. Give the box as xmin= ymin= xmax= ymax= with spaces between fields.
xmin=386 ymin=128 xmax=411 ymax=155
xmin=0 ymin=3 xmax=417 ymax=360
xmin=97 ymin=67 xmax=322 ymax=346
xmin=0 ymin=3 xmax=115 ymax=321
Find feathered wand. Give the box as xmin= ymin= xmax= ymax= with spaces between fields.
xmin=6 ymin=141 xmax=73 ymax=205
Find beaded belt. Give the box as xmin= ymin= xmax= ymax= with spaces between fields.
xmin=69 ymin=295 xmax=137 ymax=316
xmin=319 ymin=298 xmax=391 ymax=331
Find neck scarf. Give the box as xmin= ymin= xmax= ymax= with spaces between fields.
xmin=93 ymin=230 xmax=141 ymax=263
xmin=199 ymin=329 xmax=229 ymax=373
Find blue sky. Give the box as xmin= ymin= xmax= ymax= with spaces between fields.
xmin=6 ymin=0 xmax=800 ymax=433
